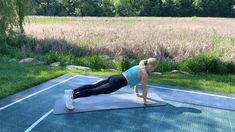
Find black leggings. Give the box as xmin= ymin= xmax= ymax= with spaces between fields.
xmin=73 ymin=74 xmax=128 ymax=99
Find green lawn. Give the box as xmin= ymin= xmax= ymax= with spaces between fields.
xmin=0 ymin=63 xmax=76 ymax=99
xmin=149 ymin=73 xmax=235 ymax=94
xmin=0 ymin=62 xmax=234 ymax=99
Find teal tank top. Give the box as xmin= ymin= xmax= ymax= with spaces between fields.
xmin=122 ymin=65 xmax=144 ymax=87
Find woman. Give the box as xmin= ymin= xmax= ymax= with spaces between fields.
xmin=64 ymin=58 xmax=157 ymax=110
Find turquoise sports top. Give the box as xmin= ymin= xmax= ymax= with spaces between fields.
xmin=122 ymin=65 xmax=144 ymax=87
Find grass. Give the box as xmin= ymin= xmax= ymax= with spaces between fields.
xmin=25 ymin=16 xmax=80 ymax=23
xmin=1 ymin=61 xmax=234 ymax=99
xmin=150 ymin=73 xmax=235 ymax=94
xmin=0 ymin=63 xmax=77 ymax=99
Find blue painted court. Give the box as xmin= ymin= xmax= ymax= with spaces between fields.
xmin=0 ymin=74 xmax=235 ymax=132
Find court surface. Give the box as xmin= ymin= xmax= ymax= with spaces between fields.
xmin=0 ymin=73 xmax=235 ymax=132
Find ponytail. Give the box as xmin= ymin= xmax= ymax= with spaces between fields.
xmin=139 ymin=60 xmax=147 ymax=67
xmin=144 ymin=60 xmax=148 ymax=66
xmin=139 ymin=58 xmax=157 ymax=67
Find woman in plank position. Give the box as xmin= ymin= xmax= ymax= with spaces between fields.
xmin=64 ymin=58 xmax=157 ymax=110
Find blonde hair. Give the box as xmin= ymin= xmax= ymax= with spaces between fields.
xmin=139 ymin=58 xmax=157 ymax=74
xmin=139 ymin=58 xmax=157 ymax=68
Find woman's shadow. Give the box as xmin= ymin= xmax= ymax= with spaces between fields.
xmin=165 ymin=104 xmax=202 ymax=115
xmin=146 ymin=97 xmax=202 ymax=115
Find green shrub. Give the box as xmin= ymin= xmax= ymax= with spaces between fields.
xmin=0 ymin=44 xmax=13 ymax=55
xmin=58 ymin=54 xmax=75 ymax=66
xmin=0 ymin=43 xmax=34 ymax=59
xmin=44 ymin=53 xmax=59 ymax=64
xmin=225 ymin=61 xmax=235 ymax=74
xmin=43 ymin=53 xmax=110 ymax=70
xmin=114 ymin=58 xmax=133 ymax=72
xmin=74 ymin=57 xmax=87 ymax=67
xmin=180 ymin=54 xmax=212 ymax=73
xmin=156 ymin=60 xmax=179 ymax=72
xmin=0 ymin=54 xmax=10 ymax=62
xmin=84 ymin=55 xmax=110 ymax=70
xmin=43 ymin=53 xmax=74 ymax=65
xmin=179 ymin=53 xmax=235 ymax=74
xmin=207 ymin=58 xmax=227 ymax=74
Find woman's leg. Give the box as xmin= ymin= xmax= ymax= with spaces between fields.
xmin=73 ymin=77 xmax=110 ymax=93
xmin=73 ymin=74 xmax=127 ymax=99
xmin=73 ymin=83 xmax=117 ymax=99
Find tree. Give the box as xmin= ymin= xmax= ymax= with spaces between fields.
xmin=173 ymin=0 xmax=194 ymax=16
xmin=200 ymin=0 xmax=234 ymax=17
xmin=16 ymin=0 xmax=31 ymax=33
xmin=65 ymin=0 xmax=96 ymax=16
xmin=99 ymin=0 xmax=116 ymax=16
xmin=161 ymin=0 xmax=175 ymax=16
xmin=33 ymin=0 xmax=67 ymax=16
xmin=0 ymin=0 xmax=16 ymax=40
xmin=142 ymin=0 xmax=162 ymax=16
xmin=0 ymin=0 xmax=30 ymax=41
xmin=115 ymin=0 xmax=148 ymax=16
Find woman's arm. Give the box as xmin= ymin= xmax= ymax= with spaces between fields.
xmin=141 ymin=82 xmax=148 ymax=104
xmin=135 ymin=85 xmax=143 ymax=97
xmin=140 ymin=70 xmax=148 ymax=104
xmin=134 ymin=85 xmax=139 ymax=94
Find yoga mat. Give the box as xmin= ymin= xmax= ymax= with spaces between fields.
xmin=54 ymin=93 xmax=167 ymax=114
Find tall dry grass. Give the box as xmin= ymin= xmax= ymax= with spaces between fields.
xmin=24 ymin=17 xmax=235 ymax=62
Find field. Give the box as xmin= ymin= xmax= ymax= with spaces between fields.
xmin=25 ymin=16 xmax=235 ymax=61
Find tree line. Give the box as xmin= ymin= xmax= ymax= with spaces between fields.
xmin=32 ymin=0 xmax=235 ymax=17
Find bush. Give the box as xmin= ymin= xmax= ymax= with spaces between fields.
xmin=179 ymin=53 xmax=235 ymax=74
xmin=208 ymin=58 xmax=227 ymax=74
xmin=225 ymin=61 xmax=235 ymax=74
xmin=156 ymin=60 xmax=179 ymax=72
xmin=84 ymin=55 xmax=110 ymax=70
xmin=59 ymin=54 xmax=75 ymax=66
xmin=44 ymin=53 xmax=59 ymax=64
xmin=0 ymin=54 xmax=10 ymax=63
xmin=43 ymin=53 xmax=110 ymax=70
xmin=114 ymin=58 xmax=133 ymax=72
xmin=43 ymin=53 xmax=75 ymax=65
xmin=0 ymin=43 xmax=34 ymax=59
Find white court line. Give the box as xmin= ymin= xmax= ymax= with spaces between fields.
xmin=25 ymin=109 xmax=53 ymax=132
xmin=24 ymin=79 xmax=103 ymax=132
xmin=0 ymin=74 xmax=100 ymax=111
xmin=147 ymin=85 xmax=235 ymax=100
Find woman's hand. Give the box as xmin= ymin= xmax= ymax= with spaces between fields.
xmin=144 ymin=100 xmax=154 ymax=106
xmin=136 ymin=93 xmax=143 ymax=98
